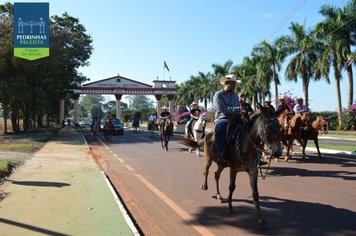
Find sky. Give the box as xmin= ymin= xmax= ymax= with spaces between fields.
xmin=8 ymin=0 xmax=354 ymax=111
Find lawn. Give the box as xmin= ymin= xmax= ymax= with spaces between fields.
xmin=307 ymin=143 xmax=356 ymax=152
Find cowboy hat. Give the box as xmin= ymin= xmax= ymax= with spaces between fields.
xmin=191 ymin=101 xmax=198 ymax=106
xmin=278 ymin=96 xmax=286 ymax=101
xmin=162 ymin=106 xmax=169 ymax=110
xmin=219 ymin=74 xmax=240 ymax=85
xmin=265 ymin=99 xmax=272 ymax=103
xmin=296 ymin=97 xmax=303 ymax=102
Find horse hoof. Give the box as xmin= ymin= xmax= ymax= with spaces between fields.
xmin=200 ymin=184 xmax=208 ymax=190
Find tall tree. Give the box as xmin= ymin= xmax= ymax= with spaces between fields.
xmin=315 ymin=2 xmax=356 ymax=125
xmin=279 ymin=22 xmax=324 ymax=110
xmin=252 ymin=39 xmax=286 ymax=107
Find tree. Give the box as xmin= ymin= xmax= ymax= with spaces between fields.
xmin=0 ymin=3 xmax=93 ymax=132
xmin=252 ymin=39 xmax=286 ymax=107
xmin=279 ymin=22 xmax=324 ymax=110
xmin=315 ymin=1 xmax=355 ymax=126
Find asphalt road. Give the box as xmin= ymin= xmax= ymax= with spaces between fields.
xmin=84 ymin=127 xmax=356 ymax=236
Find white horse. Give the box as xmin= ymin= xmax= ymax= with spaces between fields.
xmin=185 ymin=112 xmax=207 ymax=156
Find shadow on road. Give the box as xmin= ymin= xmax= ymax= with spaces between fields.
xmin=189 ymin=196 xmax=356 ymax=235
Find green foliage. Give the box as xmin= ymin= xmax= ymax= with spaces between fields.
xmin=122 ymin=113 xmax=130 ymax=122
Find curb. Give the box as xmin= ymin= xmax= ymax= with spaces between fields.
xmin=305 ymin=147 xmax=356 ymax=156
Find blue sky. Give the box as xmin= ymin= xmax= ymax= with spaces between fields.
xmin=10 ymin=0 xmax=354 ymax=111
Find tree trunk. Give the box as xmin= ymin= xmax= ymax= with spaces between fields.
xmin=3 ymin=106 xmax=8 ymax=134
xmin=334 ymin=70 xmax=343 ymax=127
xmin=302 ymin=77 xmax=309 ymax=110
xmin=273 ymin=72 xmax=279 ymax=108
xmin=346 ymin=62 xmax=354 ymax=107
xmin=11 ymin=107 xmax=20 ymax=133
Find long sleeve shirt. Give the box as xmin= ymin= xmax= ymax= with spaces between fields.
xmin=213 ymin=90 xmax=240 ymax=121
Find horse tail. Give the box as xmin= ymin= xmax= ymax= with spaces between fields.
xmin=179 ymin=137 xmax=203 ymax=148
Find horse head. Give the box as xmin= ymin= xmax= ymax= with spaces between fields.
xmin=251 ymin=107 xmax=283 ymax=158
xmin=315 ymin=116 xmax=329 ymax=134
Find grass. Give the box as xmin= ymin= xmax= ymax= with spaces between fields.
xmin=307 ymin=143 xmax=356 ymax=152
xmin=0 ymin=160 xmax=15 ymax=178
xmin=0 ymin=143 xmax=38 ymax=152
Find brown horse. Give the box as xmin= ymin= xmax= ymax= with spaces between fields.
xmin=103 ymin=120 xmax=115 ymax=142
xmin=180 ymin=107 xmax=282 ymax=228
xmin=278 ymin=112 xmax=305 ymax=161
xmin=300 ymin=116 xmax=329 ymax=158
xmin=147 ymin=121 xmax=158 ymax=136
xmin=159 ymin=119 xmax=173 ymax=151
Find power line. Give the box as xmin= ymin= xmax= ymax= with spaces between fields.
xmin=266 ymin=0 xmax=308 ymax=41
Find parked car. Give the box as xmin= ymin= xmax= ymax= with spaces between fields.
xmin=112 ymin=118 xmax=124 ymax=135
xmin=100 ymin=119 xmax=124 ymax=135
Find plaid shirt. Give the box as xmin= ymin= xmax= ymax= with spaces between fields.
xmin=213 ymin=90 xmax=240 ymax=121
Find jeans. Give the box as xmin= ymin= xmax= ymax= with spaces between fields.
xmin=214 ymin=119 xmax=229 ymax=160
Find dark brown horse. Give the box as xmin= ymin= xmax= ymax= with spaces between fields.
xmin=300 ymin=116 xmax=329 ymax=158
xmin=180 ymin=107 xmax=282 ymax=228
xmin=159 ymin=119 xmax=173 ymax=151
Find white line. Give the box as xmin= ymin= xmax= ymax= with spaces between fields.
xmin=138 ymin=137 xmax=152 ymax=141
xmin=101 ymin=171 xmax=141 ymax=236
xmin=125 ymin=164 xmax=134 ymax=172
xmin=135 ymin=174 xmax=215 ymax=236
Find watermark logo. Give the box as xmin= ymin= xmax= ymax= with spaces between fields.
xmin=14 ymin=3 xmax=49 ymax=60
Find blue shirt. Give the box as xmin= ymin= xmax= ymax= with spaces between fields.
xmin=213 ymin=90 xmax=240 ymax=121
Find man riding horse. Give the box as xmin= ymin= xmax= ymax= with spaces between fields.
xmin=186 ymin=101 xmax=201 ymax=138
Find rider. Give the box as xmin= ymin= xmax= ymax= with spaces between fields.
xmin=90 ymin=117 xmax=99 ymax=131
xmin=148 ymin=112 xmax=157 ymax=130
xmin=275 ymin=96 xmax=291 ymax=131
xmin=293 ymin=97 xmax=308 ymax=115
xmin=186 ymin=101 xmax=201 ymax=136
xmin=213 ymin=74 xmax=241 ymax=166
xmin=238 ymin=93 xmax=254 ymax=124
xmin=293 ymin=97 xmax=310 ymax=130
xmin=159 ymin=106 xmax=171 ymax=130
xmin=264 ymin=99 xmax=275 ymax=113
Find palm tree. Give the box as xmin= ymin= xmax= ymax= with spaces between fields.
xmin=279 ymin=22 xmax=324 ymax=110
xmin=252 ymin=39 xmax=286 ymax=107
xmin=315 ymin=1 xmax=356 ymax=126
xmin=196 ymin=71 xmax=212 ymax=110
xmin=211 ymin=59 xmax=234 ymax=93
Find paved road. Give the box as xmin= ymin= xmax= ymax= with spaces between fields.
xmin=84 ymin=127 xmax=356 ymax=236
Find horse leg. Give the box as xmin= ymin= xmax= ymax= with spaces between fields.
xmin=200 ymin=158 xmax=212 ymax=190
xmin=314 ymin=138 xmax=322 ymax=157
xmin=227 ymin=168 xmax=238 ymax=213
xmin=214 ymin=166 xmax=225 ymax=202
xmin=249 ymin=167 xmax=266 ymax=228
xmin=284 ymin=140 xmax=291 ymax=162
xmin=302 ymin=139 xmax=308 ymax=159
xmin=165 ymin=135 xmax=171 ymax=151
xmin=160 ymin=135 xmax=165 ymax=149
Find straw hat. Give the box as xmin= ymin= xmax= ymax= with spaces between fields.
xmin=191 ymin=101 xmax=198 ymax=106
xmin=278 ymin=96 xmax=286 ymax=101
xmin=162 ymin=106 xmax=169 ymax=110
xmin=219 ymin=74 xmax=239 ymax=85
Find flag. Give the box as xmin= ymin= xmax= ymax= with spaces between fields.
xmin=164 ymin=61 xmax=170 ymax=72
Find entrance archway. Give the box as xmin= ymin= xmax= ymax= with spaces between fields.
xmin=63 ymin=75 xmax=177 ymax=125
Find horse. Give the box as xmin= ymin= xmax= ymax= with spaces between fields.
xmin=132 ymin=118 xmax=139 ymax=133
xmin=185 ymin=112 xmax=207 ymax=156
xmin=103 ymin=120 xmax=115 ymax=142
xmin=180 ymin=107 xmax=282 ymax=228
xmin=147 ymin=121 xmax=158 ymax=137
xmin=159 ymin=119 xmax=173 ymax=151
xmin=300 ymin=116 xmax=329 ymax=158
xmin=92 ymin=121 xmax=100 ymax=138
xmin=278 ymin=111 xmax=305 ymax=162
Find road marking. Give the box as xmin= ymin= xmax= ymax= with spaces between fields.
xmin=101 ymin=171 xmax=140 ymax=236
xmin=138 ymin=137 xmax=152 ymax=141
xmin=125 ymin=164 xmax=134 ymax=172
xmin=136 ymin=174 xmax=215 ymax=236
